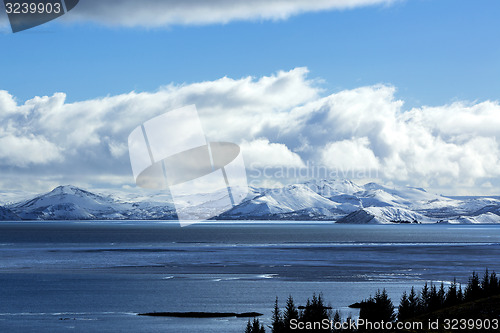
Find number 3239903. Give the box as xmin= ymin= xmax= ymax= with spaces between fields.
xmin=5 ymin=2 xmax=62 ymax=14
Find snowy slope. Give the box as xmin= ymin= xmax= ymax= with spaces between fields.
xmin=219 ymin=183 xmax=356 ymax=219
xmin=258 ymin=184 xmax=340 ymax=213
xmin=337 ymin=206 xmax=433 ymax=224
xmin=9 ymin=185 xmax=178 ymax=220
xmin=360 ymin=183 xmax=457 ymax=209
xmin=0 ymin=206 xmax=21 ymax=221
xmin=450 ymin=213 xmax=500 ymax=224
xmin=304 ymin=179 xmax=364 ymax=197
xmin=98 ymin=188 xmax=176 ymax=220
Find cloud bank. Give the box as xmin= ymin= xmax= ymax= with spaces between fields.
xmin=0 ymin=0 xmax=395 ymax=32
xmin=1 ymin=67 xmax=499 ymax=194
xmin=59 ymin=0 xmax=396 ymax=27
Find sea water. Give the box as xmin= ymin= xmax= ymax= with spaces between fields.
xmin=0 ymin=222 xmax=499 ymax=332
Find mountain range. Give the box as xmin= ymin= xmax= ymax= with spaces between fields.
xmin=1 ymin=180 xmax=499 ymax=224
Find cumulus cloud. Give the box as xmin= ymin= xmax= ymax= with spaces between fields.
xmin=1 ymin=67 xmax=500 ymax=194
xmin=302 ymin=86 xmax=500 ymax=189
xmin=0 ymin=134 xmax=62 ymax=166
xmin=321 ymin=137 xmax=380 ymax=171
xmin=0 ymin=91 xmax=17 ymax=115
xmin=240 ymin=138 xmax=305 ymax=168
xmin=61 ymin=0 xmax=396 ymax=27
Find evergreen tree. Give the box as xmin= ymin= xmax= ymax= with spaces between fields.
xmin=489 ymin=271 xmax=499 ymax=295
xmin=344 ymin=315 xmax=354 ymax=333
xmin=252 ymin=318 xmax=265 ymax=333
xmin=408 ymin=286 xmax=420 ymax=317
xmin=297 ymin=293 xmax=331 ymax=332
xmin=317 ymin=294 xmax=329 ymax=321
xmin=301 ymin=294 xmax=322 ymax=323
xmin=376 ymin=289 xmax=396 ymax=322
xmin=482 ymin=269 xmax=490 ymax=297
xmin=360 ymin=289 xmax=395 ymax=323
xmin=437 ymin=283 xmax=446 ymax=308
xmin=271 ymin=297 xmax=284 ymax=333
xmin=333 ymin=310 xmax=341 ymax=325
xmin=245 ymin=320 xmax=253 ymax=333
xmin=245 ymin=318 xmax=265 ymax=333
xmin=283 ymin=295 xmax=298 ymax=332
xmin=398 ymin=291 xmax=411 ymax=321
xmin=445 ymin=278 xmax=458 ymax=307
xmin=464 ymin=271 xmax=481 ymax=301
xmin=359 ymin=296 xmax=377 ymax=323
xmin=331 ymin=310 xmax=342 ymax=332
xmin=457 ymin=284 xmax=463 ymax=302
xmin=420 ymin=283 xmax=430 ymax=313
xmin=299 ymin=298 xmax=310 ymax=323
xmin=428 ymin=284 xmax=440 ymax=312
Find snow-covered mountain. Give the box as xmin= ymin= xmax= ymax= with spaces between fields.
xmin=219 ymin=183 xmax=355 ymax=220
xmin=1 ymin=180 xmax=500 ymax=223
xmin=6 ymin=185 xmax=176 ymax=220
xmin=9 ymin=185 xmax=127 ymax=220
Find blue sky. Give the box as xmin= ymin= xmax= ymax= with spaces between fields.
xmin=1 ymin=0 xmax=500 ymax=195
xmin=1 ymin=0 xmax=499 ymax=107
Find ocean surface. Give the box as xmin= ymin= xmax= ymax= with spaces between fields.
xmin=1 ymin=222 xmax=499 ymax=332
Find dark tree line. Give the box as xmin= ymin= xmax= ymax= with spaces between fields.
xmin=358 ymin=289 xmax=395 ymax=323
xmin=245 ymin=318 xmax=266 ymax=333
xmin=271 ymin=294 xmax=332 ymax=333
xmin=245 ymin=293 xmax=355 ymax=333
xmin=243 ymin=269 xmax=499 ymax=332
xmin=398 ymin=269 xmax=500 ymax=321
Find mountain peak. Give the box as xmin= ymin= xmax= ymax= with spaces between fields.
xmin=50 ymin=185 xmax=88 ymax=196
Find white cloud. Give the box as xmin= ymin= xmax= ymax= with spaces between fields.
xmin=241 ymin=138 xmax=305 ymax=168
xmin=65 ymin=0 xmax=396 ymax=27
xmin=1 ymin=67 xmax=500 ymax=194
xmin=0 ymin=134 xmax=62 ymax=166
xmin=406 ymin=101 xmax=500 ymax=140
xmin=321 ymin=137 xmax=380 ymax=171
xmin=0 ymin=91 xmax=17 ymax=115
